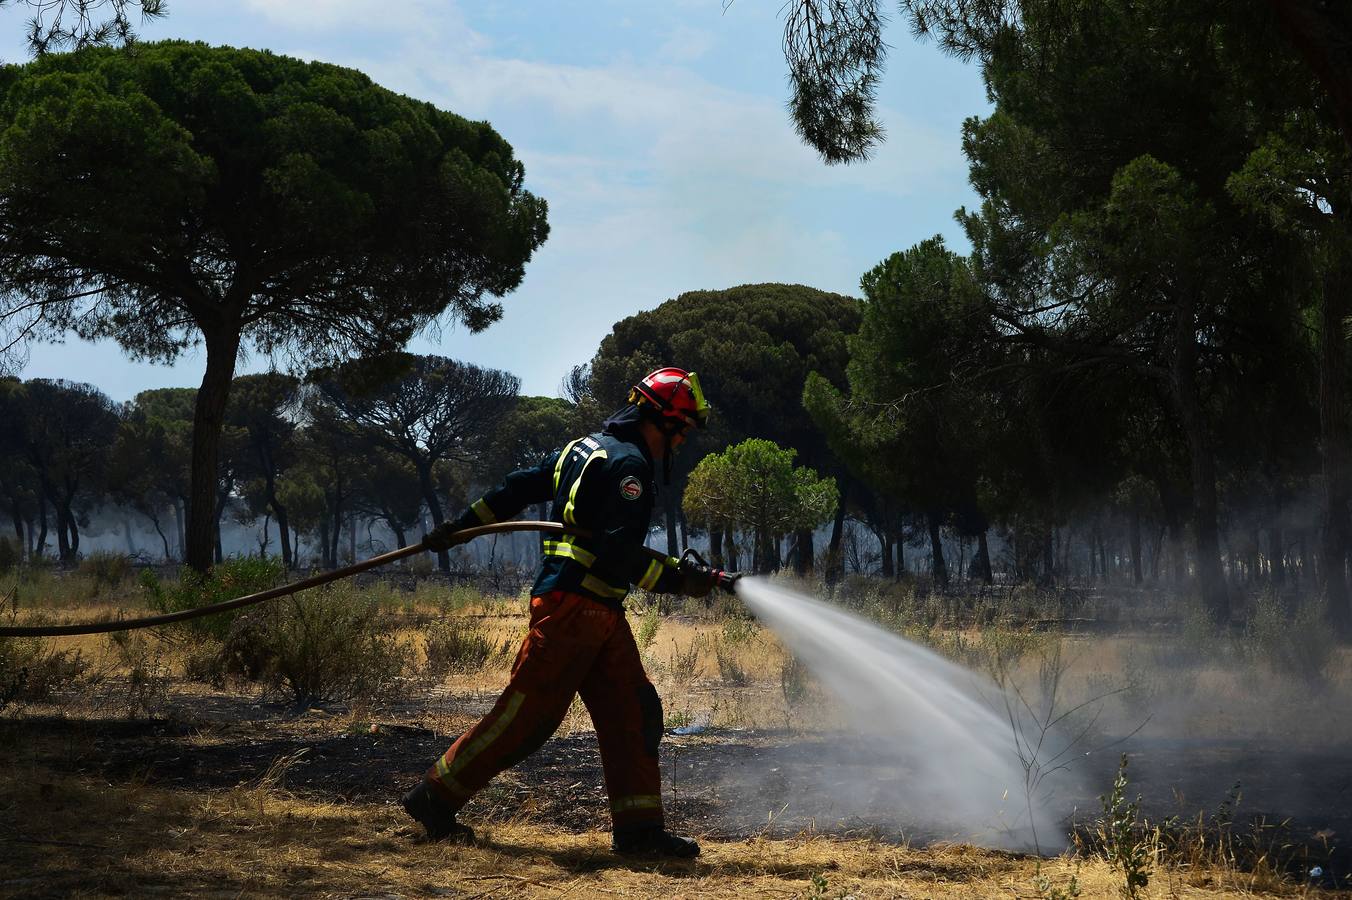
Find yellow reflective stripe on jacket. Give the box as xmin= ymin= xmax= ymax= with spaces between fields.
xmin=610 ymin=794 xmax=662 ymax=813
xmin=541 ymin=539 xmax=596 ymax=568
xmin=637 ymin=558 xmax=664 ymax=591
xmin=470 ymin=498 xmax=496 ymax=525
xmin=553 ymin=439 xmax=581 ymax=492
xmin=563 ymin=449 xmax=608 ymax=526
xmin=581 ymin=573 xmax=628 ymax=599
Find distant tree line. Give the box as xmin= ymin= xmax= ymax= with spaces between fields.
xmin=7 ymin=11 xmax=1352 ymax=639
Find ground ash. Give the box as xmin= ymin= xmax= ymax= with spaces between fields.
xmin=733 ymin=579 xmax=1082 ymax=852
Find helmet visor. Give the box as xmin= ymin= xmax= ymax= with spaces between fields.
xmin=686 ymin=371 xmax=709 ymax=427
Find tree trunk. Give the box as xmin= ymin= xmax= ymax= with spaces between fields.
xmin=664 ymin=492 xmax=679 ymax=557
xmin=214 ymin=485 xmax=228 ymax=564
xmin=35 ymin=494 xmax=48 ymax=559
xmin=187 ymin=329 xmax=242 ymax=573
xmin=319 ymin=516 xmax=331 ymax=569
xmin=1041 ymin=526 xmax=1055 ymax=585
xmin=267 ymin=476 xmax=292 ymax=569
xmin=1319 ymin=243 xmax=1352 ymax=633
xmin=825 ymin=478 xmax=848 ymax=585
xmin=794 ymin=527 xmax=814 ymax=576
xmin=52 ymin=493 xmax=70 ymax=560
xmin=1130 ymin=509 xmax=1143 ymax=584
xmin=415 ymin=458 xmax=449 ymax=572
xmin=880 ymin=529 xmax=894 ymax=579
xmin=174 ymin=498 xmax=186 ymax=561
xmin=1171 ymin=293 xmax=1229 ymax=623
xmin=150 ymin=508 xmax=171 ymax=556
xmin=927 ymin=512 xmax=949 ymax=588
xmin=8 ymin=504 xmax=23 ymax=561
xmin=710 ymin=527 xmax=725 ymax=568
xmin=1270 ymin=524 xmax=1285 ymax=585
xmin=974 ymin=530 xmax=993 ymax=584
xmin=65 ymin=501 xmax=79 ymax=558
xmin=724 ymin=530 xmax=739 ymax=572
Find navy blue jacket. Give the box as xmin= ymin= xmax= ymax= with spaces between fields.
xmin=450 ymin=422 xmax=682 ymax=607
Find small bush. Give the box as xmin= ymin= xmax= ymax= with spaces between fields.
xmin=220 ymin=582 xmax=410 ymax=706
xmin=720 ymin=615 xmax=757 ymax=647
xmin=634 ymin=603 xmax=661 ymax=652
xmin=780 ymin=653 xmax=810 ymax=709
xmin=143 ymin=557 xmax=287 ymax=640
xmin=0 ymin=630 xmax=88 ymax=711
xmin=78 ymin=552 xmax=133 ymax=596
xmin=1240 ymin=593 xmax=1333 ymax=684
xmin=669 ymin=636 xmax=703 ymax=685
xmin=424 ymin=617 xmax=497 ymax=677
xmin=106 ymin=630 xmax=171 ymax=718
xmin=714 ymin=637 xmax=749 ymax=686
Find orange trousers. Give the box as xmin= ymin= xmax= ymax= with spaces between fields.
xmin=423 ymin=591 xmax=666 ymax=831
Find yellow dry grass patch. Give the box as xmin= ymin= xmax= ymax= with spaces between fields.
xmin=2 ymin=764 xmax=1320 ymax=900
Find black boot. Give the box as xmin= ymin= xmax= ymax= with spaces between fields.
xmin=612 ymin=824 xmax=700 ymax=858
xmin=401 ymin=781 xmax=475 ymax=843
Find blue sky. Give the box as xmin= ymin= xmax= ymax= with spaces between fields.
xmin=6 ymin=0 xmax=990 ymax=401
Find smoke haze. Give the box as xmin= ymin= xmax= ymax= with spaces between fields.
xmin=735 ymin=579 xmax=1087 ymax=851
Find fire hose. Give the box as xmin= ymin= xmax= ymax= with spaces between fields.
xmin=0 ymin=521 xmax=737 ymax=639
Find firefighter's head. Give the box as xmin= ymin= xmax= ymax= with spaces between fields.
xmin=628 ymin=367 xmax=708 ymax=460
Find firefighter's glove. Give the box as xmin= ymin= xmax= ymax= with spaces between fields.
xmin=675 ymin=548 xmax=731 ymax=599
xmin=422 ymin=523 xmax=470 ymax=553
xmin=676 ymin=557 xmax=717 ymax=598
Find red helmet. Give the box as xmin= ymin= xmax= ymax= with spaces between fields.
xmin=628 ymin=367 xmax=709 ymax=429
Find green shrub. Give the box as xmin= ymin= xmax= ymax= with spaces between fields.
xmin=424 ymin=617 xmax=497 ymax=677
xmin=714 ymin=636 xmax=748 ymax=686
xmin=78 ymin=552 xmax=133 ymax=596
xmin=634 ymin=603 xmax=661 ymax=652
xmin=142 ymin=557 xmax=287 ymax=640
xmin=220 ymin=582 xmax=410 ymax=706
xmin=1240 ymin=592 xmax=1333 ymax=684
xmin=669 ymin=636 xmax=704 ymax=685
xmin=720 ymin=615 xmax=757 ymax=647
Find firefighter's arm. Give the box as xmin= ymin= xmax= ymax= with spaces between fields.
xmin=423 ymin=453 xmax=555 ymax=552
xmin=591 ymin=459 xmax=736 ymax=596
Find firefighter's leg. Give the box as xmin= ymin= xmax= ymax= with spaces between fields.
xmin=578 ymin=611 xmax=666 ymax=833
xmin=420 ymin=592 xmax=607 ymax=815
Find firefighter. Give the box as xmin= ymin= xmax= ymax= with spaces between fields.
xmin=402 ymin=367 xmax=740 ymax=858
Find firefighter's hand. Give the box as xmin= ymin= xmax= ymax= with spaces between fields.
xmin=676 ymin=556 xmax=718 ymax=598
xmin=422 ymin=523 xmax=470 ymax=553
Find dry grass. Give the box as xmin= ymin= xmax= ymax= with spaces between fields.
xmin=0 ymin=763 xmax=1315 ymax=899
xmin=4 ymin=568 xmax=1351 ymax=898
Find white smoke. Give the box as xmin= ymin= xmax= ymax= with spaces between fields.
xmin=735 ymin=579 xmax=1085 ymax=852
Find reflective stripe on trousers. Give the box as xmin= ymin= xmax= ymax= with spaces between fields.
xmin=424 ymin=590 xmax=666 ymax=830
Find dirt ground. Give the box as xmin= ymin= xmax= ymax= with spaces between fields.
xmin=4 ymin=678 xmax=1350 ymax=899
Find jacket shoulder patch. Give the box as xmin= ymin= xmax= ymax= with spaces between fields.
xmin=619 ymin=475 xmax=643 ymax=501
